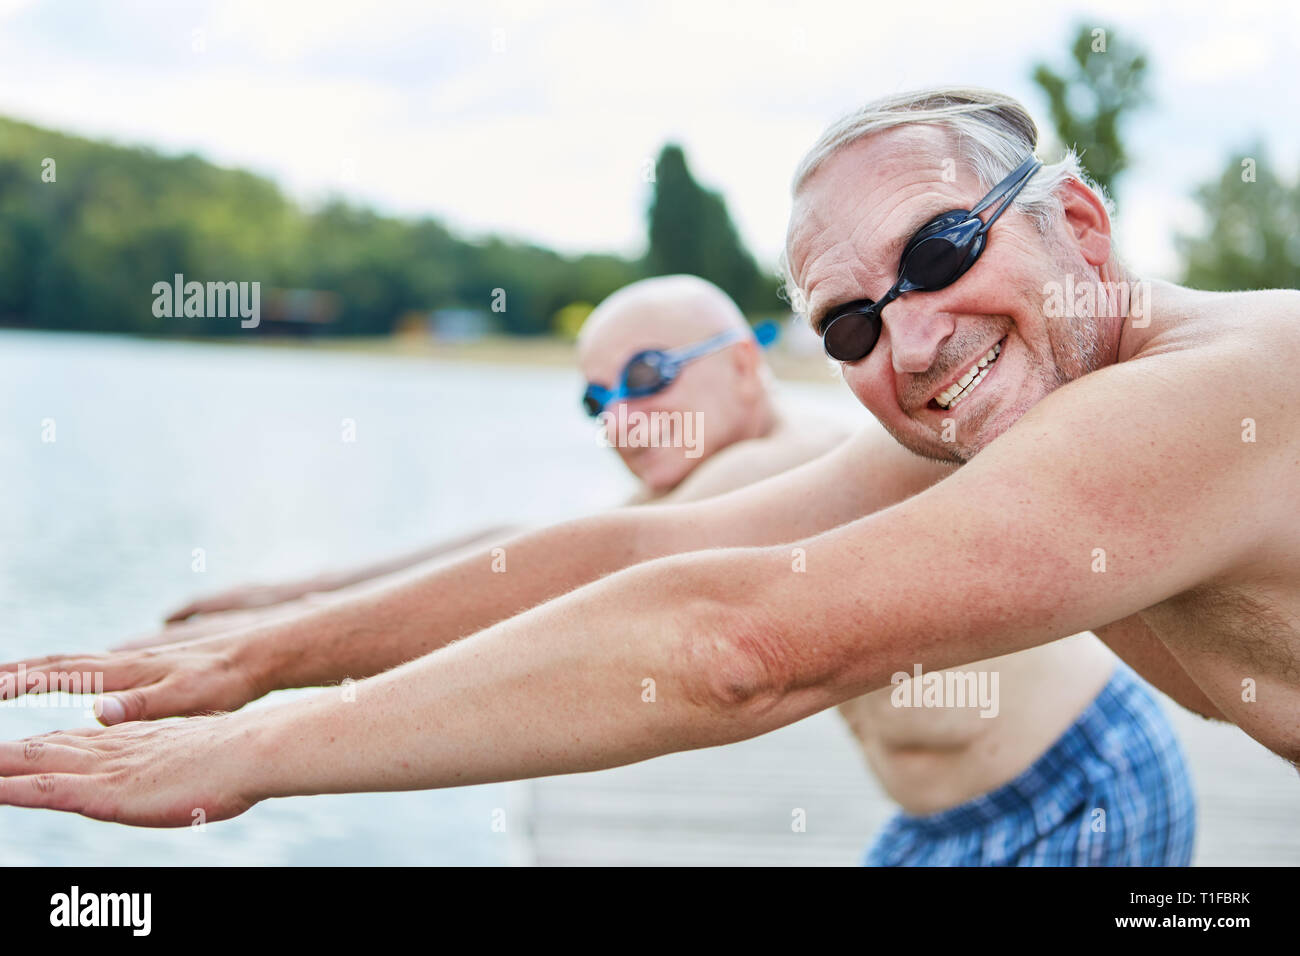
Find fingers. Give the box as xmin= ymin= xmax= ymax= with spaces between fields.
xmin=0 ymin=739 xmax=102 ymax=775
xmin=0 ymin=661 xmax=175 ymax=724
xmin=163 ymin=604 xmax=199 ymax=624
xmin=110 ymin=635 xmax=164 ymax=652
xmin=113 ymin=620 xmax=211 ymax=651
xmin=0 ymin=772 xmax=100 ymax=814
xmin=164 ymin=592 xmax=245 ymax=623
xmin=96 ymin=685 xmax=162 ymax=725
xmin=0 ymin=656 xmax=110 ymax=700
xmin=0 ymin=656 xmax=163 ymax=706
xmin=95 ymin=677 xmax=217 ymax=725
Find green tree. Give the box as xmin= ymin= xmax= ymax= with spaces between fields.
xmin=644 ymin=144 xmax=766 ymax=311
xmin=0 ymin=114 xmax=650 ymax=337
xmin=1178 ymin=145 xmax=1300 ymax=291
xmin=1032 ymin=24 xmax=1150 ymax=198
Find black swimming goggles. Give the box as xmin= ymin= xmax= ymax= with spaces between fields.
xmin=583 ymin=321 xmax=778 ymax=418
xmin=818 ymin=153 xmax=1042 ymax=363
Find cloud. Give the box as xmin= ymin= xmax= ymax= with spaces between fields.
xmin=0 ymin=0 xmax=1295 ymax=270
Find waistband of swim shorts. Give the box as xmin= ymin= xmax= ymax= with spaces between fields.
xmin=886 ymin=660 xmax=1154 ymax=835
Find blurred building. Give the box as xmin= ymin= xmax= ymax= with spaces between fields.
xmin=258 ymin=289 xmax=342 ymax=337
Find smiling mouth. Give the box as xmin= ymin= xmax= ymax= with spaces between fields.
xmin=929 ymin=337 xmax=1005 ymax=411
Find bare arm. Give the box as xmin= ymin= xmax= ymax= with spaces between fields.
xmin=162 ymin=524 xmax=521 ymax=622
xmin=4 ymin=423 xmax=952 ymax=722
xmin=247 ymin=423 xmax=949 ymax=692
xmin=252 ymin=338 xmax=1269 ymax=794
xmin=252 ymin=338 xmax=1274 ymax=799
xmin=1 ymin=340 xmax=1276 ymax=825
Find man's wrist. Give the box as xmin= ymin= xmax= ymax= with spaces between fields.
xmin=230 ymin=683 xmax=353 ymax=802
xmin=223 ymin=699 xmax=306 ymax=804
xmin=228 ymin=619 xmax=299 ymax=698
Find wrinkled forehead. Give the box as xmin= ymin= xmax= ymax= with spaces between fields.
xmin=784 ymin=126 xmax=978 ymax=320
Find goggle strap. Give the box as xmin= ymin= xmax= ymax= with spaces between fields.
xmin=663 ymin=327 xmax=747 ymax=364
xmin=970 ymin=155 xmax=1041 ymax=226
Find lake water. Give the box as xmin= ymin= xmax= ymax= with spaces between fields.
xmin=0 ymin=329 xmax=861 ymax=865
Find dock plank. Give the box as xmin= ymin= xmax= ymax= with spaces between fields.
xmin=516 ymin=694 xmax=1299 ymax=866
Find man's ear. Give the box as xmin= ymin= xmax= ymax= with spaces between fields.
xmin=729 ymin=339 xmax=767 ymax=401
xmin=1055 ymin=178 xmax=1112 ymax=267
xmin=729 ymin=338 xmax=759 ymax=375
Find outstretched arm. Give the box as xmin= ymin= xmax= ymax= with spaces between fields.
xmin=0 ymin=340 xmax=1274 ymax=824
xmin=161 ymin=524 xmax=522 ymax=623
xmin=2 ymin=424 xmax=953 ymax=723
xmin=221 ymin=423 xmax=945 ymax=692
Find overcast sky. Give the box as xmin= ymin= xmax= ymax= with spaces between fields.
xmin=1 ymin=0 xmax=1296 ymax=279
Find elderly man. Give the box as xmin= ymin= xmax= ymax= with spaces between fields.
xmin=578 ymin=276 xmax=851 ymax=503
xmin=2 ymin=88 xmax=1294 ymax=845
xmin=149 ymin=274 xmax=841 ymax=633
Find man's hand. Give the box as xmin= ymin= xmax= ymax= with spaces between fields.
xmin=0 ymin=714 xmax=261 ymax=826
xmin=116 ymin=602 xmax=315 ymax=651
xmin=163 ymin=581 xmax=314 ymax=623
xmin=0 ymin=632 xmax=268 ymax=725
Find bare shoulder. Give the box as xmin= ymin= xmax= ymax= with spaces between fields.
xmin=1142 ymin=284 xmax=1300 ymax=360
xmin=1224 ymin=286 xmax=1300 ymax=354
xmin=1132 ymin=286 xmax=1300 ymax=460
xmin=664 ymin=410 xmax=851 ymax=503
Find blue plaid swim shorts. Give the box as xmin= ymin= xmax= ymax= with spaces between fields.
xmin=864 ymin=661 xmax=1196 ymax=866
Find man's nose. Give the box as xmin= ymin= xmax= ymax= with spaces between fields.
xmin=881 ymin=295 xmax=955 ymax=375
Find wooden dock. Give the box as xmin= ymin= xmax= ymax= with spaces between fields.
xmin=510 ymin=694 xmax=1299 ymax=867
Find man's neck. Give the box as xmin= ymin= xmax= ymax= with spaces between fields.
xmin=744 ymin=393 xmax=779 ymax=442
xmin=1098 ymin=258 xmax=1146 ymax=366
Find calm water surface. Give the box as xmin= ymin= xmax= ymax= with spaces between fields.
xmin=0 ymin=329 xmax=860 ymax=865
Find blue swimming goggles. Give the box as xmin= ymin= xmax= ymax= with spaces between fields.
xmin=583 ymin=321 xmax=779 ymax=418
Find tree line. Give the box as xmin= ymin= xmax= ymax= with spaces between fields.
xmin=0 ymin=116 xmax=782 ymax=337
xmin=1 ymin=24 xmax=1294 ymax=340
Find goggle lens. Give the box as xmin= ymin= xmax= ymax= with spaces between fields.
xmin=622 ymin=352 xmax=670 ymax=393
xmin=823 ymin=308 xmax=882 ymax=363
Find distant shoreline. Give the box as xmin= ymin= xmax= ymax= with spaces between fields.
xmin=6 ymin=326 xmax=842 ymax=383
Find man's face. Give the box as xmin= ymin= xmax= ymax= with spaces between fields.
xmin=786 ymin=126 xmax=1104 ymax=462
xmin=579 ymin=328 xmax=752 ymax=493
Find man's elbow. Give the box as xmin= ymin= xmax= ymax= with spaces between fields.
xmin=677 ymin=592 xmax=838 ymax=731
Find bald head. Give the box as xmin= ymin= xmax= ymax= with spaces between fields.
xmin=578 ymin=275 xmax=774 ymax=494
xmin=577 ymin=275 xmax=752 ymax=360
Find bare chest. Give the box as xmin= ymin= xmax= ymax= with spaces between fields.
xmin=1140 ymin=580 xmax=1300 ymax=760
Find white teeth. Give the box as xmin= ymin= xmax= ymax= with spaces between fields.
xmin=937 ymin=340 xmax=1003 ymax=410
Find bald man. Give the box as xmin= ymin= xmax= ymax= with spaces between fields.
xmin=101 ymin=275 xmax=1193 ymax=866
xmin=155 ymin=276 xmax=843 ymax=629
xmin=577 ymin=275 xmax=845 ymax=503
